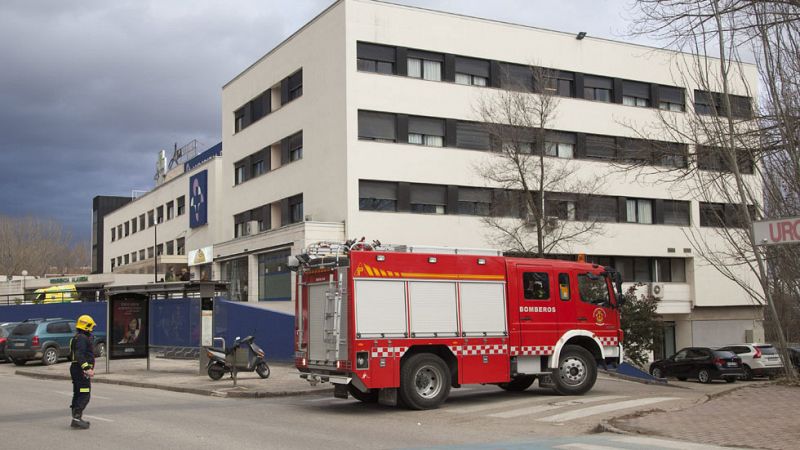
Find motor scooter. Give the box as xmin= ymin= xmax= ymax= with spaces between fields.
xmin=205 ymin=335 xmax=270 ymax=380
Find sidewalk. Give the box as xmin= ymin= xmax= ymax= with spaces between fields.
xmin=611 ymin=383 xmax=800 ymax=450
xmin=15 ymin=356 xmax=332 ymax=398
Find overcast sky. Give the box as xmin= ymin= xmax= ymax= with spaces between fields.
xmin=0 ymin=0 xmax=648 ymax=242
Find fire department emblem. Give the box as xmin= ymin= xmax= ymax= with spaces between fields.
xmin=593 ymin=308 xmax=606 ymax=324
xmin=354 ymin=263 xmax=365 ymax=277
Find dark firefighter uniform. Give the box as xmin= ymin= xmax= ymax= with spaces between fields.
xmin=69 ymin=314 xmax=96 ymax=429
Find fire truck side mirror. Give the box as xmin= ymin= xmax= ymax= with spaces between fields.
xmin=614 ymin=272 xmax=625 ymax=306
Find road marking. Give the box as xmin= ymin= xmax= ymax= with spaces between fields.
xmin=555 ymin=444 xmax=620 ymax=450
xmin=487 ymin=396 xmax=626 ymax=419
xmin=53 ymin=391 xmax=111 ymax=400
xmin=446 ymin=394 xmax=555 ymax=414
xmin=612 ymin=435 xmax=737 ymax=449
xmin=537 ymin=397 xmax=678 ymax=422
xmin=83 ymin=414 xmax=114 ymax=422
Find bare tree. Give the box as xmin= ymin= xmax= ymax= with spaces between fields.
xmin=0 ymin=215 xmax=87 ymax=277
xmin=627 ymin=0 xmax=800 ymax=380
xmin=475 ymin=66 xmax=605 ymax=257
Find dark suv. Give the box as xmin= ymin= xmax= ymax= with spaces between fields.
xmin=649 ymin=347 xmax=744 ymax=383
xmin=5 ymin=318 xmax=106 ymax=366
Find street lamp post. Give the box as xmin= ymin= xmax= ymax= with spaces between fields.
xmin=21 ymin=270 xmax=28 ymax=303
xmin=154 ymin=217 xmax=160 ymax=283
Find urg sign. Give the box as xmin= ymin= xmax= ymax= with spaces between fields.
xmin=752 ymin=217 xmax=800 ymax=246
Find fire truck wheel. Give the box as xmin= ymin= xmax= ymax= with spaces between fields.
xmin=553 ymin=345 xmax=597 ymax=395
xmin=348 ymin=384 xmax=379 ymax=403
xmin=399 ymin=353 xmax=451 ymax=410
xmin=498 ymin=375 xmax=536 ymax=392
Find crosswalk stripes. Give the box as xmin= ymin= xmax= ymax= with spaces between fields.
xmin=487 ymin=395 xmax=627 ymax=419
xmin=445 ymin=394 xmax=556 ymax=414
xmin=536 ymin=397 xmax=678 ymax=423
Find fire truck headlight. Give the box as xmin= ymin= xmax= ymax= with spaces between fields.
xmin=356 ymin=352 xmax=369 ymax=369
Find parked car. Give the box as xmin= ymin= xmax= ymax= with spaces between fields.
xmin=649 ymin=347 xmax=744 ymax=383
xmin=716 ymin=343 xmax=784 ymax=380
xmin=788 ymin=347 xmax=800 ymax=370
xmin=5 ymin=318 xmax=106 ymax=366
xmin=0 ymin=322 xmax=21 ymax=362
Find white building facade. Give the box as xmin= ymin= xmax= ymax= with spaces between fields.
xmin=105 ymin=0 xmax=764 ymax=355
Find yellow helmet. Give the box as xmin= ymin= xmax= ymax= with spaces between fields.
xmin=76 ymin=315 xmax=96 ymax=332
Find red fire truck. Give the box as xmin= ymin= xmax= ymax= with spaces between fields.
xmin=293 ymin=241 xmax=624 ymax=410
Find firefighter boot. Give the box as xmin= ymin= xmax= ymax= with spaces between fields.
xmin=71 ymin=409 xmax=90 ymax=429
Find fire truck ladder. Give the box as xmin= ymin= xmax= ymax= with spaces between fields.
xmin=322 ymin=273 xmax=344 ymax=362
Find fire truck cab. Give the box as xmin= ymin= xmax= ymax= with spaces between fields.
xmin=294 ymin=242 xmax=624 ymax=410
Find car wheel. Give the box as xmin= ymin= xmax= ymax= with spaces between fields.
xmin=741 ymin=365 xmax=753 ymax=381
xmin=697 ymin=369 xmax=711 ymax=384
xmin=95 ymin=342 xmax=106 ymax=358
xmin=553 ymin=345 xmax=597 ymax=396
xmin=348 ymin=384 xmax=379 ymax=403
xmin=399 ymin=353 xmax=451 ymax=410
xmin=725 ymin=377 xmax=737 ymax=383
xmin=42 ymin=347 xmax=58 ymax=366
xmin=650 ymin=367 xmax=663 ymax=379
xmin=12 ymin=358 xmax=28 ymax=366
xmin=498 ymin=375 xmax=536 ymax=392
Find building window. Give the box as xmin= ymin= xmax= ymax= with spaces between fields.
xmin=147 ymin=247 xmax=154 ymax=259
xmin=234 ymin=108 xmax=245 ymax=133
xmin=250 ymin=90 xmax=271 ymax=124
xmin=131 ymin=218 xmax=138 ymax=234
xmin=658 ymin=86 xmax=685 ymax=112
xmin=622 ymin=80 xmax=651 ymax=107
xmin=234 ymin=221 xmax=247 ymax=238
xmin=287 ymin=69 xmax=303 ymax=101
xmin=359 ymin=180 xmax=398 ymax=211
xmin=148 ymin=210 xmax=154 ymax=227
xmin=657 ymin=142 xmax=688 ymax=168
xmin=156 ymin=206 xmax=164 ymax=223
xmin=407 ymin=50 xmax=443 ymax=81
xmin=288 ymin=131 xmax=303 ymax=161
xmin=111 ymin=228 xmax=116 ymax=241
xmin=288 ymin=195 xmax=304 ymax=224
xmin=626 ymin=198 xmax=654 ymax=224
xmin=358 ymin=111 xmax=396 ymax=142
xmin=544 ymin=71 xmax=574 ymax=97
xmin=620 ymin=138 xmax=652 ymax=164
xmin=457 ymin=187 xmax=492 ymax=216
xmin=357 ymin=42 xmax=396 ymax=74
xmin=166 ymin=201 xmax=174 ymax=220
xmin=499 ymin=63 xmax=533 ymax=91
xmin=234 ymin=164 xmax=246 ymax=185
xmin=585 ymin=135 xmax=617 ymax=160
xmin=139 ymin=249 xmax=145 ymax=260
xmin=697 ymin=146 xmax=754 ymax=174
xmin=656 ymin=258 xmax=686 ymax=282
xmin=111 ymin=259 xmax=115 ymax=270
xmin=177 ymin=196 xmax=185 ymax=216
xmin=124 ymin=221 xmax=129 ymax=237
xmin=117 ymin=256 xmax=122 ymax=267
xmin=165 ymin=240 xmax=174 ymax=256
xmin=583 ymin=75 xmax=613 ymax=102
xmin=663 ymin=200 xmax=691 ymax=226
xmin=545 ymin=132 xmax=576 ymax=158
xmin=695 ymin=90 xmax=752 ymax=118
xmin=251 ymin=159 xmax=265 ymax=177
xmin=410 ymin=184 xmax=446 ymax=214
xmin=177 ymin=238 xmax=185 ymax=256
xmin=546 ymin=197 xmax=577 ymax=220
xmin=131 ymin=252 xmax=137 ymax=263
xmin=586 ymin=196 xmax=619 ymax=222
xmin=156 ymin=244 xmax=164 ymax=256
xmin=408 ymin=116 xmax=445 ymax=147
xmin=258 ymin=250 xmax=291 ymax=301
xmin=456 ymin=121 xmax=491 ymax=150
xmin=492 ymin=190 xmax=521 ymax=218
xmin=454 ymin=56 xmax=489 ymax=86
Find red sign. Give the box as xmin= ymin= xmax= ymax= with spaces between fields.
xmin=753 ymin=217 xmax=800 ymax=246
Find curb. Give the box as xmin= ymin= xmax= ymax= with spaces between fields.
xmin=15 ymin=369 xmax=332 ymax=399
xmin=598 ymin=370 xmax=686 ymax=389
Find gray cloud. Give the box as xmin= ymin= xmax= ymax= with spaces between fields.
xmin=0 ymin=0 xmax=643 ymax=242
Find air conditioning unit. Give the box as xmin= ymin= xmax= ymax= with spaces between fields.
xmin=650 ymin=283 xmax=665 ymax=299
xmin=245 ymin=220 xmax=259 ymax=235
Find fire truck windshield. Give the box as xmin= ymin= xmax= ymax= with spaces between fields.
xmin=577 ymin=273 xmax=611 ymax=306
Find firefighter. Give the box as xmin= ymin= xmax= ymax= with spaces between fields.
xmin=69 ymin=314 xmax=96 ymax=429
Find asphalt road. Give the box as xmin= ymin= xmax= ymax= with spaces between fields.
xmin=0 ymin=363 xmax=742 ymax=449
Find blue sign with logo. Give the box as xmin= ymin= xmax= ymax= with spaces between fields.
xmin=189 ymin=170 xmax=208 ymax=228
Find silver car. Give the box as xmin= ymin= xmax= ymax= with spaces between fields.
xmin=716 ymin=343 xmax=784 ymax=380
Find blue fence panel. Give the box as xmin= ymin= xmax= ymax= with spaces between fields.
xmin=213 ymin=299 xmax=294 ymax=361
xmin=0 ymin=302 xmax=108 ymax=334
xmin=149 ymin=298 xmax=201 ymax=347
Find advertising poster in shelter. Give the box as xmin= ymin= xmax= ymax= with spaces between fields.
xmin=109 ymin=297 xmax=148 ymax=359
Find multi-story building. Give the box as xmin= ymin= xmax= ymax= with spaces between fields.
xmin=103 ymin=0 xmax=764 ymax=354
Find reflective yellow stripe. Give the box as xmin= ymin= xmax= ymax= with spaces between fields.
xmin=79 ymin=388 xmax=90 ymax=393
xmin=81 ymin=362 xmax=89 ymax=369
